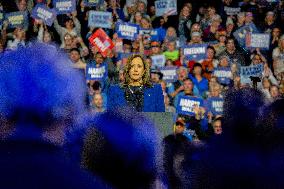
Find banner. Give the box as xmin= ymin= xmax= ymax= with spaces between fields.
xmin=88 ymin=11 xmax=112 ymax=29
xmin=233 ymin=23 xmax=259 ymax=47
xmin=31 ymin=4 xmax=57 ymax=26
xmin=240 ymin=63 xmax=263 ymax=84
xmin=213 ymin=67 xmax=232 ymax=85
xmin=160 ymin=66 xmax=177 ymax=83
xmin=5 ymin=12 xmax=27 ymax=28
xmin=89 ymin=28 xmax=114 ymax=57
xmin=86 ymin=63 xmax=108 ymax=80
xmin=224 ymin=6 xmax=241 ymax=16
xmin=176 ymin=96 xmax=204 ymax=116
xmin=155 ymin=0 xmax=177 ymax=16
xmin=53 ymin=0 xmax=76 ymax=14
xmin=151 ymin=54 xmax=166 ymax=68
xmin=183 ymin=44 xmax=208 ymax=62
xmin=116 ymin=22 xmax=139 ymax=40
xmin=139 ymin=29 xmax=158 ymax=41
xmin=83 ymin=0 xmax=103 ymax=7
xmin=246 ymin=33 xmax=270 ymax=50
xmin=206 ymin=97 xmax=224 ymax=116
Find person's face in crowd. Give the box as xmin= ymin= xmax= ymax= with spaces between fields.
xmin=211 ymin=19 xmax=221 ymax=28
xmin=64 ymin=34 xmax=73 ymax=46
xmin=178 ymin=68 xmax=187 ymax=81
xmin=266 ymin=14 xmax=274 ymax=23
xmin=226 ymin=39 xmax=235 ymax=51
xmin=141 ymin=18 xmax=150 ymax=29
xmin=109 ymin=0 xmax=117 ymax=8
xmin=167 ymin=42 xmax=176 ymax=51
xmin=245 ymin=13 xmax=253 ymax=23
xmin=262 ymin=78 xmax=271 ymax=89
xmin=137 ymin=2 xmax=146 ymax=13
xmin=219 ymin=35 xmax=226 ymax=43
xmin=210 ymin=77 xmax=218 ymax=84
xmin=191 ymin=35 xmax=201 ymax=44
xmin=164 ymin=95 xmax=170 ymax=106
xmin=119 ymin=70 xmax=125 ymax=83
xmin=252 ymin=55 xmax=262 ymax=64
xmin=151 ymin=73 xmax=160 ymax=83
xmin=224 ymin=0 xmax=232 ymax=5
xmin=15 ymin=28 xmax=26 ymax=40
xmin=237 ymin=15 xmax=245 ymax=24
xmin=167 ymin=27 xmax=176 ymax=37
xmin=270 ymin=86 xmax=280 ymax=98
xmin=220 ymin=57 xmax=229 ymax=67
xmin=193 ymin=66 xmax=202 ymax=76
xmin=213 ymin=120 xmax=222 ymax=135
xmin=272 ymin=28 xmax=281 ymax=37
xmin=65 ymin=20 xmax=74 ymax=30
xmin=207 ymin=48 xmax=215 ymax=59
xmin=70 ymin=50 xmax=81 ymax=63
xmin=129 ymin=57 xmax=145 ymax=83
xmin=43 ymin=31 xmax=52 ymax=43
xmin=210 ymin=86 xmax=221 ymax=97
xmin=134 ymin=12 xmax=142 ymax=23
xmin=207 ymin=7 xmax=216 ymax=17
xmin=17 ymin=0 xmax=27 ymax=11
xmin=231 ymin=63 xmax=238 ymax=74
xmin=160 ymin=18 xmax=165 ymax=26
xmin=226 ymin=23 xmax=234 ymax=33
xmin=95 ymin=53 xmax=104 ymax=64
xmin=160 ymin=81 xmax=167 ymax=92
xmin=191 ymin=23 xmax=201 ymax=33
xmin=93 ymin=94 xmax=103 ymax=109
xmin=151 ymin=44 xmax=160 ymax=54
xmin=181 ymin=5 xmax=190 ymax=17
xmin=183 ymin=79 xmax=193 ymax=91
xmin=175 ymin=122 xmax=185 ymax=134
xmin=145 ymin=58 xmax=152 ymax=68
xmin=166 ymin=60 xmax=174 ymax=66
xmin=123 ymin=44 xmax=132 ymax=53
xmin=149 ymin=6 xmax=155 ymax=15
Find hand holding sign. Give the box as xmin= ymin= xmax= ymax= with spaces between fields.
xmin=89 ymin=28 xmax=114 ymax=57
xmin=176 ymin=96 xmax=204 ymax=116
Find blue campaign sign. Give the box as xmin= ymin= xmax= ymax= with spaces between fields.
xmin=240 ymin=63 xmax=263 ymax=84
xmin=88 ymin=11 xmax=112 ymax=29
xmin=5 ymin=11 xmax=28 ymax=28
xmin=183 ymin=44 xmax=208 ymax=62
xmin=206 ymin=97 xmax=224 ymax=116
xmin=151 ymin=54 xmax=166 ymax=68
xmin=176 ymin=96 xmax=204 ymax=116
xmin=233 ymin=23 xmax=259 ymax=47
xmin=86 ymin=63 xmax=108 ymax=80
xmin=83 ymin=0 xmax=103 ymax=7
xmin=155 ymin=0 xmax=177 ymax=16
xmin=53 ymin=0 xmax=76 ymax=14
xmin=31 ymin=4 xmax=57 ymax=26
xmin=246 ymin=33 xmax=270 ymax=50
xmin=116 ymin=22 xmax=139 ymax=41
xmin=213 ymin=67 xmax=232 ymax=85
xmin=139 ymin=29 xmax=159 ymax=41
xmin=160 ymin=66 xmax=177 ymax=83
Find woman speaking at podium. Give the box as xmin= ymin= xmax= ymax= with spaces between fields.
xmin=107 ymin=54 xmax=165 ymax=112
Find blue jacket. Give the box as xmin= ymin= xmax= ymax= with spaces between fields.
xmin=107 ymin=84 xmax=165 ymax=112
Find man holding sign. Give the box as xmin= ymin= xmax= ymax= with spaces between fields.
xmin=176 ymin=95 xmax=204 ymax=116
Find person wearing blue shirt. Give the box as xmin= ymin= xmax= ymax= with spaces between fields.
xmin=108 ymin=54 xmax=165 ymax=112
xmin=188 ymin=63 xmax=209 ymax=98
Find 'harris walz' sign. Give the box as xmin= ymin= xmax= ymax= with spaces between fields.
xmin=176 ymin=96 xmax=204 ymax=116
xmin=116 ymin=22 xmax=139 ymax=41
xmin=183 ymin=44 xmax=208 ymax=62
xmin=31 ymin=4 xmax=57 ymax=26
xmin=86 ymin=63 xmax=108 ymax=80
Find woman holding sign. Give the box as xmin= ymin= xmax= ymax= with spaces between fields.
xmin=108 ymin=54 xmax=165 ymax=112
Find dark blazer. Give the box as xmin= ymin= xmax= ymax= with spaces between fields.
xmin=107 ymin=84 xmax=165 ymax=112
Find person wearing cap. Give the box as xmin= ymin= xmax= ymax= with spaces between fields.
xmin=150 ymin=41 xmax=162 ymax=56
xmin=188 ymin=31 xmax=203 ymax=45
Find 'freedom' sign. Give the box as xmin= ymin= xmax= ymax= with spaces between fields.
xmin=213 ymin=67 xmax=232 ymax=85
xmin=206 ymin=97 xmax=224 ymax=116
xmin=83 ymin=0 xmax=103 ymax=7
xmin=176 ymin=96 xmax=204 ymax=116
xmin=5 ymin=11 xmax=28 ymax=28
xmin=160 ymin=66 xmax=177 ymax=83
xmin=224 ymin=6 xmax=241 ymax=16
xmin=116 ymin=22 xmax=139 ymax=40
xmin=155 ymin=0 xmax=177 ymax=16
xmin=240 ymin=64 xmax=263 ymax=84
xmin=89 ymin=28 xmax=114 ymax=57
xmin=86 ymin=63 xmax=108 ymax=80
xmin=246 ymin=33 xmax=270 ymax=50
xmin=88 ymin=11 xmax=112 ymax=29
xmin=183 ymin=44 xmax=208 ymax=62
xmin=31 ymin=4 xmax=57 ymax=26
xmin=53 ymin=0 xmax=76 ymax=14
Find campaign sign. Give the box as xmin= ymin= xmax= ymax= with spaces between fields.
xmin=88 ymin=11 xmax=112 ymax=29
xmin=224 ymin=6 xmax=241 ymax=16
xmin=155 ymin=0 xmax=177 ymax=16
xmin=240 ymin=63 xmax=263 ymax=84
xmin=83 ymin=0 xmax=103 ymax=7
xmin=183 ymin=44 xmax=208 ymax=62
xmin=53 ymin=0 xmax=76 ymax=14
xmin=213 ymin=67 xmax=232 ymax=85
xmin=139 ymin=29 xmax=158 ymax=41
xmin=177 ymin=96 xmax=204 ymax=116
xmin=5 ymin=12 xmax=27 ymax=28
xmin=246 ymin=33 xmax=270 ymax=50
xmin=116 ymin=22 xmax=139 ymax=40
xmin=151 ymin=54 xmax=166 ymax=68
xmin=89 ymin=28 xmax=114 ymax=57
xmin=31 ymin=4 xmax=57 ymax=26
xmin=233 ymin=23 xmax=259 ymax=47
xmin=206 ymin=97 xmax=224 ymax=116
xmin=160 ymin=66 xmax=177 ymax=83
xmin=86 ymin=63 xmax=108 ymax=80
